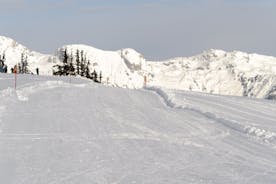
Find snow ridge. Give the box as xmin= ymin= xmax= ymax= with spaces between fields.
xmin=145 ymin=86 xmax=276 ymax=147
xmin=15 ymin=81 xmax=96 ymax=101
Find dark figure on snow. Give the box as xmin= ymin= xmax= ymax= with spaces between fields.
xmin=3 ymin=64 xmax=7 ymax=73
xmin=36 ymin=68 xmax=39 ymax=75
xmin=0 ymin=60 xmax=4 ymax=73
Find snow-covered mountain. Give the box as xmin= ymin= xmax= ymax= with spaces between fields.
xmin=147 ymin=49 xmax=276 ymax=99
xmin=0 ymin=36 xmax=55 ymax=75
xmin=57 ymin=45 xmax=146 ymax=88
xmin=1 ymin=36 xmax=276 ymax=99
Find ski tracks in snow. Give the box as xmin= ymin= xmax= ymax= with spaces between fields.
xmin=145 ymin=86 xmax=276 ymax=148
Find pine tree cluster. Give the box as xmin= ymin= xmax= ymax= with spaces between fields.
xmin=17 ymin=53 xmax=29 ymax=74
xmin=53 ymin=48 xmax=102 ymax=83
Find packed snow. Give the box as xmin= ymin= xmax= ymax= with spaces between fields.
xmin=1 ymin=36 xmax=276 ymax=99
xmin=0 ymin=73 xmax=276 ymax=183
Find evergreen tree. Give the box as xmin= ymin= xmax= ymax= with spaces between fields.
xmin=99 ymin=71 xmax=102 ymax=83
xmin=63 ymin=48 xmax=70 ymax=75
xmin=18 ymin=53 xmax=28 ymax=74
xmin=75 ymin=49 xmax=80 ymax=75
xmin=80 ymin=50 xmax=85 ymax=76
xmin=68 ymin=51 xmax=75 ymax=76
xmin=23 ymin=55 xmax=29 ymax=73
xmin=85 ymin=60 xmax=91 ymax=78
xmin=53 ymin=48 xmax=70 ymax=76
xmin=2 ymin=52 xmax=5 ymax=61
xmin=19 ymin=53 xmax=29 ymax=73
xmin=20 ymin=53 xmax=24 ymax=73
xmin=18 ymin=62 xmax=22 ymax=74
xmin=0 ymin=54 xmax=3 ymax=73
xmin=91 ymin=70 xmax=99 ymax=82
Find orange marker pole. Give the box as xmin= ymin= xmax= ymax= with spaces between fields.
xmin=144 ymin=75 xmax=147 ymax=87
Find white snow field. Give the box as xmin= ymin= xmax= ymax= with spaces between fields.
xmin=0 ymin=73 xmax=276 ymax=184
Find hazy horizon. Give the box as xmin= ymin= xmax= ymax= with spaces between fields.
xmin=1 ymin=0 xmax=276 ymax=60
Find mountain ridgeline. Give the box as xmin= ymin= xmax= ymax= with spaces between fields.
xmin=0 ymin=36 xmax=276 ymax=99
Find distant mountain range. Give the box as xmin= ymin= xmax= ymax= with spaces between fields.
xmin=0 ymin=36 xmax=275 ymax=99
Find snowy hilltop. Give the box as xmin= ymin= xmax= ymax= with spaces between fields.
xmin=0 ymin=36 xmax=55 ymax=75
xmin=147 ymin=49 xmax=276 ymax=99
xmin=0 ymin=36 xmax=276 ymax=99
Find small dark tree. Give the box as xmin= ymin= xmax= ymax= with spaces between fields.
xmin=23 ymin=55 xmax=29 ymax=73
xmin=19 ymin=53 xmax=24 ymax=73
xmin=85 ymin=60 xmax=91 ymax=78
xmin=68 ymin=51 xmax=75 ymax=76
xmin=80 ymin=50 xmax=85 ymax=76
xmin=53 ymin=48 xmax=70 ymax=76
xmin=18 ymin=53 xmax=26 ymax=73
xmin=18 ymin=62 xmax=22 ymax=74
xmin=2 ymin=52 xmax=5 ymax=61
xmin=91 ymin=70 xmax=99 ymax=83
xmin=63 ymin=48 xmax=70 ymax=75
xmin=18 ymin=53 xmax=29 ymax=74
xmin=99 ymin=71 xmax=102 ymax=83
xmin=0 ymin=54 xmax=4 ymax=73
xmin=75 ymin=49 xmax=80 ymax=75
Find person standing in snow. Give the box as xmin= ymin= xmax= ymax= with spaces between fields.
xmin=0 ymin=60 xmax=4 ymax=73
xmin=13 ymin=65 xmax=17 ymax=74
xmin=3 ymin=64 xmax=7 ymax=73
xmin=36 ymin=68 xmax=39 ymax=75
xmin=144 ymin=75 xmax=147 ymax=87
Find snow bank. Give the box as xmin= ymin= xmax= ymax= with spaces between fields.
xmin=145 ymin=86 xmax=276 ymax=146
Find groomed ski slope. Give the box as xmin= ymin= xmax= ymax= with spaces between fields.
xmin=0 ymin=74 xmax=276 ymax=184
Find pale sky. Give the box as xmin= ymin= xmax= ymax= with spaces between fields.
xmin=1 ymin=0 xmax=276 ymax=59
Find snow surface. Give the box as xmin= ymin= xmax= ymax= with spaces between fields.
xmin=0 ymin=73 xmax=276 ymax=183
xmin=1 ymin=36 xmax=276 ymax=99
